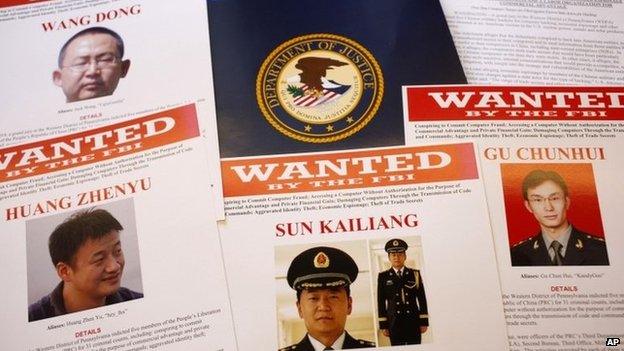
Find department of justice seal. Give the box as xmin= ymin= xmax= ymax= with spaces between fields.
xmin=256 ymin=33 xmax=383 ymax=143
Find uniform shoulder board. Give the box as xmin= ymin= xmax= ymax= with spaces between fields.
xmin=358 ymin=339 xmax=376 ymax=347
xmin=278 ymin=345 xmax=297 ymax=351
xmin=586 ymin=234 xmax=605 ymax=242
xmin=512 ymin=237 xmax=533 ymax=248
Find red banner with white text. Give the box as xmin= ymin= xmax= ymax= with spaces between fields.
xmin=0 ymin=104 xmax=199 ymax=182
xmin=221 ymin=143 xmax=479 ymax=197
xmin=405 ymin=86 xmax=624 ymax=121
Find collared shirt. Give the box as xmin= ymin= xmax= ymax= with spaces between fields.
xmin=542 ymin=225 xmax=572 ymax=260
xmin=29 ymin=281 xmax=143 ymax=322
xmin=308 ymin=331 xmax=346 ymax=351
xmin=392 ymin=267 xmax=404 ymax=276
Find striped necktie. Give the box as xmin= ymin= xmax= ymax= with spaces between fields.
xmin=550 ymin=241 xmax=564 ymax=265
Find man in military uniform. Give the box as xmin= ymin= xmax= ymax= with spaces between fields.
xmin=377 ymin=238 xmax=428 ymax=345
xmin=510 ymin=170 xmax=609 ymax=266
xmin=280 ymin=246 xmax=375 ymax=350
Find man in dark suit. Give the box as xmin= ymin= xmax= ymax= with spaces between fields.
xmin=377 ymin=239 xmax=428 ymax=345
xmin=280 ymin=246 xmax=375 ymax=350
xmin=510 ymin=169 xmax=609 ymax=266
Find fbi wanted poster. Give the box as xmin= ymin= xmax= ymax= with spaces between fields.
xmin=0 ymin=106 xmax=237 ymax=350
xmin=218 ymin=143 xmax=509 ymax=350
xmin=208 ymin=2 xmax=511 ymax=349
xmin=0 ymin=0 xmax=225 ymax=218
xmin=403 ymin=86 xmax=624 ymax=349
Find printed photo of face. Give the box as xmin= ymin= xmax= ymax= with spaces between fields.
xmin=507 ymin=166 xmax=609 ymax=267
xmin=53 ymin=28 xmax=130 ymax=103
xmin=388 ymin=251 xmax=406 ymax=269
xmin=297 ymin=287 xmax=352 ymax=339
xmin=28 ymin=206 xmax=143 ymax=322
xmin=60 ymin=230 xmax=125 ymax=301
xmin=524 ymin=179 xmax=570 ymax=233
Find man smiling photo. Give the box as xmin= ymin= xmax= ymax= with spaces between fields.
xmin=28 ymin=208 xmax=143 ymax=322
xmin=510 ymin=169 xmax=609 ymax=266
xmin=53 ymin=27 xmax=130 ymax=103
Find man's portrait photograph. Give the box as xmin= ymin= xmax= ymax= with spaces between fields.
xmin=53 ymin=26 xmax=130 ymax=103
xmin=370 ymin=236 xmax=431 ymax=347
xmin=275 ymin=241 xmax=375 ymax=350
xmin=26 ymin=199 xmax=143 ymax=322
xmin=501 ymin=163 xmax=609 ymax=267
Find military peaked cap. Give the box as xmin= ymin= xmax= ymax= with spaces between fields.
xmin=287 ymin=246 xmax=358 ymax=290
xmin=385 ymin=238 xmax=408 ymax=253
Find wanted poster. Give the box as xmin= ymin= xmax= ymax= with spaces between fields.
xmin=218 ymin=143 xmax=509 ymax=350
xmin=0 ymin=0 xmax=225 ymax=217
xmin=0 ymin=105 xmax=237 ymax=350
xmin=206 ymin=2 xmax=511 ymax=349
xmin=403 ymin=85 xmax=624 ymax=349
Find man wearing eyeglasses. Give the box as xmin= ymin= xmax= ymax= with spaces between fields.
xmin=53 ymin=27 xmax=130 ymax=103
xmin=510 ymin=169 xmax=609 ymax=266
